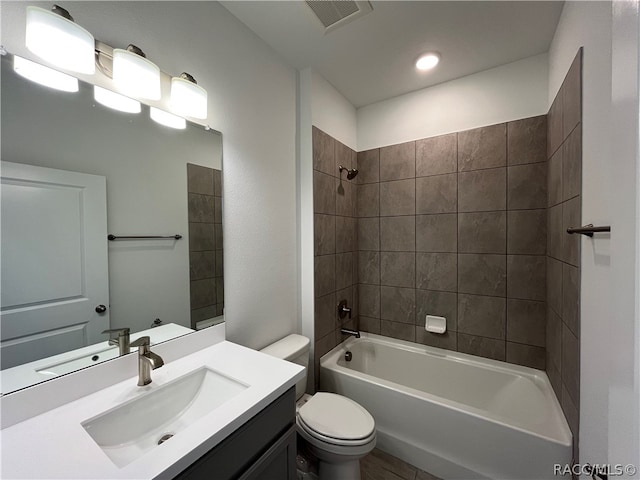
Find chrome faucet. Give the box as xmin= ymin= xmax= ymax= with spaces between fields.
xmin=130 ymin=336 xmax=164 ymax=386
xmin=102 ymin=327 xmax=131 ymax=355
xmin=340 ymin=328 xmax=360 ymax=338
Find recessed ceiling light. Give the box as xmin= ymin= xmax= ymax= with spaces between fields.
xmin=415 ymin=52 xmax=440 ymax=71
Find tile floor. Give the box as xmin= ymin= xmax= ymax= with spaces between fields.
xmin=360 ymin=448 xmax=442 ymax=480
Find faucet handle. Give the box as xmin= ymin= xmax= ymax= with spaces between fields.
xmin=102 ymin=327 xmax=130 ymax=336
xmin=131 ymin=336 xmax=151 ymax=348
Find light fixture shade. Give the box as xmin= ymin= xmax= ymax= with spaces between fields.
xmin=13 ymin=55 xmax=79 ymax=92
xmin=416 ymin=52 xmax=440 ymax=71
xmin=150 ymin=107 xmax=186 ymax=130
xmin=25 ymin=6 xmax=95 ymax=74
xmin=112 ymin=48 xmax=161 ymax=100
xmin=94 ymin=86 xmax=141 ymax=114
xmin=170 ymin=76 xmax=207 ymax=119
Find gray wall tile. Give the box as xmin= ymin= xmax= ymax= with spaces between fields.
xmin=336 ymin=216 xmax=355 ymax=253
xmin=507 ymin=299 xmax=546 ymax=347
xmin=416 ymin=253 xmax=457 ymax=291
xmin=506 ymin=343 xmax=545 ymax=369
xmin=336 ymin=140 xmax=352 ymax=174
xmin=416 ymin=329 xmax=457 ymax=350
xmin=191 ymin=305 xmax=218 ymax=325
xmin=458 ymin=211 xmax=506 ymax=254
xmin=547 ymin=204 xmax=563 ymax=260
xmin=507 ymin=209 xmax=547 ymax=255
xmin=358 ymin=251 xmax=380 ymax=285
xmin=214 ymin=224 xmax=223 ymax=250
xmin=380 ymin=141 xmax=416 ymax=181
xmin=314 ymin=254 xmax=335 ymax=298
xmin=562 ymin=50 xmax=582 ymax=138
xmin=314 ymin=171 xmax=336 ymax=214
xmin=189 ymin=222 xmax=215 ymax=251
xmin=562 ymin=324 xmax=580 ymax=406
xmin=547 ymin=257 xmax=563 ymax=315
xmin=416 ymin=289 xmax=457 ymax=331
xmin=190 ymin=278 xmax=216 ymax=309
xmin=458 ymin=294 xmax=506 ymax=339
xmin=381 ymin=252 xmax=416 ymax=287
xmin=356 ymin=183 xmax=379 ymax=217
xmin=547 ymin=360 xmax=562 ymax=399
xmin=336 ymin=253 xmax=353 ymax=291
xmin=562 ymin=263 xmax=580 ymax=338
xmin=458 ymin=124 xmax=506 ymax=171
xmin=546 ymin=307 xmax=562 ymax=372
xmin=380 ymin=179 xmax=416 ymax=216
xmin=562 ymin=126 xmax=582 ymax=201
xmin=359 ymin=284 xmax=381 ymax=318
xmin=360 ymin=316 xmax=381 ymax=334
xmin=380 ymin=216 xmax=416 ymax=252
xmin=215 ymin=250 xmax=223 ymax=277
xmin=508 ymin=163 xmax=547 ymax=210
xmin=548 ymin=94 xmax=563 ymax=158
xmin=458 ymin=254 xmax=506 ymax=296
xmin=416 ymin=214 xmax=457 ymax=252
xmin=187 ymin=163 xmax=214 ymax=195
xmin=357 ymin=149 xmax=380 ymax=184
xmin=416 ymin=133 xmax=457 ymax=177
xmin=213 ymin=169 xmax=222 ymax=197
xmin=313 ymin=126 xmax=335 ymax=176
xmin=507 ymin=255 xmax=546 ymax=301
xmin=314 ymin=214 xmax=335 ymax=256
xmin=358 ymin=217 xmax=380 ymax=251
xmin=562 ymin=196 xmax=581 ymax=266
xmin=336 ymin=177 xmax=353 ymax=217
xmin=548 ymin=147 xmax=563 ymax=207
xmin=458 ymin=168 xmax=506 ymax=212
xmin=315 ymin=293 xmax=337 ymax=339
xmin=214 ymin=197 xmax=222 ymax=225
xmin=416 ymin=174 xmax=457 ymax=214
xmin=188 ymin=193 xmax=215 ymax=223
xmin=381 ymin=286 xmax=416 ymax=324
xmin=507 ymin=116 xmax=547 ymax=166
xmin=457 ymin=333 xmax=505 ymax=361
xmin=190 ymin=251 xmax=215 ymax=280
xmin=381 ymin=320 xmax=416 ymax=342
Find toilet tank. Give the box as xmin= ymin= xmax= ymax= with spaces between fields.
xmin=260 ymin=334 xmax=309 ymax=400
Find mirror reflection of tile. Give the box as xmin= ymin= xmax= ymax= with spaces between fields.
xmin=187 ymin=163 xmax=224 ymax=329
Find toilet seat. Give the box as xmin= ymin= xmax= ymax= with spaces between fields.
xmin=297 ymin=392 xmax=375 ymax=446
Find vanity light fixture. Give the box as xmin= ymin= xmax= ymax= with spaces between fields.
xmin=94 ymin=86 xmax=141 ymax=114
xmin=112 ymin=45 xmax=161 ymax=100
xmin=13 ymin=55 xmax=79 ymax=92
xmin=25 ymin=5 xmax=95 ymax=74
xmin=150 ymin=107 xmax=186 ymax=130
xmin=170 ymin=73 xmax=207 ymax=120
xmin=415 ymin=52 xmax=440 ymax=71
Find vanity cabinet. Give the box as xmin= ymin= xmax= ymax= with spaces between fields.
xmin=173 ymin=387 xmax=296 ymax=480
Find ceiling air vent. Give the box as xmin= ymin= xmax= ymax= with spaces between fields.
xmin=305 ymin=1 xmax=373 ymax=33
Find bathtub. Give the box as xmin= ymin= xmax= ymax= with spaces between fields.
xmin=320 ymin=333 xmax=572 ymax=480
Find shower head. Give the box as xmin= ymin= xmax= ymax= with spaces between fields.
xmin=338 ymin=165 xmax=359 ymax=181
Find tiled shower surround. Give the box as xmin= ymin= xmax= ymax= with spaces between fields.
xmin=546 ymin=49 xmax=582 ymax=463
xmin=313 ymin=128 xmax=359 ymax=389
xmin=354 ymin=116 xmax=548 ymax=369
xmin=187 ymin=163 xmax=224 ymax=328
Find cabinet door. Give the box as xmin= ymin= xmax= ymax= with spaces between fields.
xmin=239 ymin=425 xmax=297 ymax=480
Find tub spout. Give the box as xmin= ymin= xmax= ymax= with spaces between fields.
xmin=341 ymin=328 xmax=360 ymax=339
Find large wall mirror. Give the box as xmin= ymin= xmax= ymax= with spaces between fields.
xmin=0 ymin=53 xmax=223 ymax=394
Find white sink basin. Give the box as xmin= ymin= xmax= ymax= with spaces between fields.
xmin=82 ymin=367 xmax=248 ymax=467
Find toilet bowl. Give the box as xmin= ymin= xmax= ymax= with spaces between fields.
xmin=260 ymin=334 xmax=376 ymax=480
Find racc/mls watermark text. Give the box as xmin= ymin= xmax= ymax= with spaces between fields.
xmin=554 ymin=464 xmax=639 ymax=477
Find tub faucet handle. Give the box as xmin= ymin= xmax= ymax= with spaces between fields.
xmin=338 ymin=300 xmax=352 ymax=319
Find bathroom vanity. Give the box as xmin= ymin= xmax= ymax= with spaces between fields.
xmin=0 ymin=325 xmax=304 ymax=479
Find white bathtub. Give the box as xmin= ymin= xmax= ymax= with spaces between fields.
xmin=320 ymin=333 xmax=572 ymax=480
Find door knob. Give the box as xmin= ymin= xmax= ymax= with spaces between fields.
xmin=95 ymin=304 xmax=107 ymax=314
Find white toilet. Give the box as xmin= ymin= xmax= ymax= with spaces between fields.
xmin=261 ymin=334 xmax=376 ymax=480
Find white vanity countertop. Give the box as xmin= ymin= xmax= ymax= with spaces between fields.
xmin=0 ymin=341 xmax=304 ymax=479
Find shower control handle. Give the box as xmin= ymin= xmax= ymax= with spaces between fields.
xmin=338 ymin=300 xmax=351 ymax=319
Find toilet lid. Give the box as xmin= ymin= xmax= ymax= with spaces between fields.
xmin=298 ymin=392 xmax=375 ymax=440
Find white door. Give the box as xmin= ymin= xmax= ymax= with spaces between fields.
xmin=1 ymin=161 xmax=109 ymax=369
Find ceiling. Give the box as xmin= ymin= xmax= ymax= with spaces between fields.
xmin=221 ymin=1 xmax=564 ymax=108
